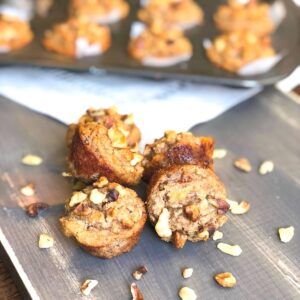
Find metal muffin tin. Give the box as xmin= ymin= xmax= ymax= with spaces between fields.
xmin=0 ymin=0 xmax=299 ymax=87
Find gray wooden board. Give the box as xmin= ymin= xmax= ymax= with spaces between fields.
xmin=0 ymin=88 xmax=299 ymax=300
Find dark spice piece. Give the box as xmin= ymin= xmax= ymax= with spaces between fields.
xmin=107 ymin=189 xmax=119 ymax=202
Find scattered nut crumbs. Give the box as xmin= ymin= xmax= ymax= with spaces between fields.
xmin=182 ymin=268 xmax=193 ymax=279
xmin=215 ymin=272 xmax=236 ymax=288
xmin=230 ymin=201 xmax=251 ymax=215
xmin=278 ymin=226 xmax=295 ymax=243
xmin=234 ymin=158 xmax=252 ymax=172
xmin=226 ymin=199 xmax=239 ymax=209
xmin=217 ymin=243 xmax=242 ymax=257
xmin=38 ymin=234 xmax=54 ymax=249
xmin=20 ymin=183 xmax=35 ymax=196
xmin=22 ymin=154 xmax=43 ymax=166
xmin=132 ymin=266 xmax=148 ymax=280
xmin=61 ymin=171 xmax=72 ymax=177
xmin=90 ymin=189 xmax=106 ymax=204
xmin=26 ymin=202 xmax=49 ymax=217
xmin=212 ymin=230 xmax=223 ymax=241
xmin=131 ymin=282 xmax=144 ymax=300
xmin=69 ymin=191 xmax=87 ymax=207
xmin=259 ymin=160 xmax=274 ymax=175
xmin=80 ymin=279 xmax=98 ymax=296
xmin=179 ymin=287 xmax=197 ymax=300
xmin=213 ymin=148 xmax=227 ymax=159
xmin=155 ymin=208 xmax=172 ymax=238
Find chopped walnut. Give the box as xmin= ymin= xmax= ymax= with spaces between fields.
xmin=155 ymin=208 xmax=172 ymax=238
xmin=69 ymin=191 xmax=87 ymax=207
xmin=108 ymin=126 xmax=127 ymax=148
xmin=26 ymin=202 xmax=49 ymax=217
xmin=278 ymin=226 xmax=295 ymax=243
xmin=182 ymin=268 xmax=193 ymax=279
xmin=226 ymin=199 xmax=239 ymax=209
xmin=259 ymin=160 xmax=274 ymax=175
xmin=93 ymin=176 xmax=109 ymax=188
xmin=179 ymin=287 xmax=197 ymax=300
xmin=217 ymin=243 xmax=242 ymax=256
xmin=184 ymin=204 xmax=200 ymax=222
xmin=20 ymin=183 xmax=35 ymax=196
xmin=131 ymin=282 xmax=144 ymax=300
xmin=38 ymin=234 xmax=54 ymax=249
xmin=213 ymin=148 xmax=227 ymax=159
xmin=212 ymin=230 xmax=223 ymax=241
xmin=173 ymin=231 xmax=187 ymax=248
xmin=61 ymin=171 xmax=72 ymax=177
xmin=230 ymin=201 xmax=251 ymax=215
xmin=234 ymin=158 xmax=252 ymax=172
xmin=132 ymin=266 xmax=148 ymax=280
xmin=22 ymin=154 xmax=43 ymax=166
xmin=215 ymin=272 xmax=236 ymax=288
xmin=124 ymin=113 xmax=134 ymax=125
xmin=90 ymin=189 xmax=106 ymax=204
xmin=80 ymin=279 xmax=98 ymax=296
xmin=130 ymin=153 xmax=143 ymax=166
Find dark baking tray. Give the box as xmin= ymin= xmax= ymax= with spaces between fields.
xmin=0 ymin=0 xmax=299 ymax=87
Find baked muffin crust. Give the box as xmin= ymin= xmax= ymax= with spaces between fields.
xmin=0 ymin=15 xmax=33 ymax=52
xmin=69 ymin=121 xmax=144 ymax=185
xmin=43 ymin=19 xmax=111 ymax=58
xmin=69 ymin=0 xmax=129 ymax=24
xmin=128 ymin=23 xmax=192 ymax=67
xmin=206 ymin=31 xmax=276 ymax=73
xmin=214 ymin=0 xmax=274 ymax=37
xmin=60 ymin=177 xmax=147 ymax=258
xmin=142 ymin=131 xmax=214 ymax=182
xmin=138 ymin=0 xmax=203 ymax=30
xmin=147 ymin=165 xmax=229 ymax=248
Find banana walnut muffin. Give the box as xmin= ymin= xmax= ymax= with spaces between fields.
xmin=60 ymin=177 xmax=147 ymax=258
xmin=206 ymin=30 xmax=276 ymax=73
xmin=138 ymin=0 xmax=203 ymax=30
xmin=69 ymin=0 xmax=129 ymax=24
xmin=43 ymin=19 xmax=111 ymax=58
xmin=142 ymin=131 xmax=214 ymax=182
xmin=0 ymin=15 xmax=33 ymax=52
xmin=214 ymin=0 xmax=274 ymax=37
xmin=147 ymin=164 xmax=229 ymax=249
xmin=128 ymin=23 xmax=192 ymax=67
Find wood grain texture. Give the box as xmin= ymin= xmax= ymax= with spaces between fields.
xmin=0 ymin=88 xmax=299 ymax=299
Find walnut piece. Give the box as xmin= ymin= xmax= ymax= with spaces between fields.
xmin=155 ymin=208 xmax=172 ymax=239
xmin=259 ymin=160 xmax=274 ymax=175
xmin=179 ymin=287 xmax=197 ymax=300
xmin=69 ymin=191 xmax=87 ymax=207
xmin=278 ymin=226 xmax=295 ymax=243
xmin=38 ymin=234 xmax=54 ymax=249
xmin=131 ymin=282 xmax=144 ymax=300
xmin=173 ymin=231 xmax=187 ymax=248
xmin=234 ymin=158 xmax=252 ymax=172
xmin=130 ymin=153 xmax=143 ymax=166
xmin=90 ymin=189 xmax=106 ymax=204
xmin=184 ymin=204 xmax=200 ymax=222
xmin=215 ymin=272 xmax=236 ymax=288
xmin=22 ymin=154 xmax=43 ymax=166
xmin=213 ymin=148 xmax=227 ymax=159
xmin=26 ymin=202 xmax=49 ymax=218
xmin=217 ymin=243 xmax=242 ymax=256
xmin=93 ymin=176 xmax=109 ymax=188
xmin=20 ymin=183 xmax=35 ymax=196
xmin=80 ymin=279 xmax=98 ymax=296
xmin=182 ymin=268 xmax=193 ymax=279
xmin=108 ymin=126 xmax=127 ymax=148
xmin=212 ymin=230 xmax=223 ymax=241
xmin=230 ymin=201 xmax=251 ymax=215
xmin=226 ymin=199 xmax=239 ymax=209
xmin=132 ymin=266 xmax=148 ymax=280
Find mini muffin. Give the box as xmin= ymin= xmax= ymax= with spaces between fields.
xmin=214 ymin=0 xmax=274 ymax=37
xmin=128 ymin=23 xmax=192 ymax=67
xmin=0 ymin=15 xmax=33 ymax=52
xmin=66 ymin=107 xmax=141 ymax=149
xmin=69 ymin=0 xmax=129 ymax=24
xmin=138 ymin=0 xmax=203 ymax=30
xmin=69 ymin=121 xmax=144 ymax=185
xmin=60 ymin=177 xmax=147 ymax=259
xmin=43 ymin=19 xmax=111 ymax=58
xmin=206 ymin=31 xmax=276 ymax=73
xmin=143 ymin=131 xmax=214 ymax=182
xmin=147 ymin=164 xmax=229 ymax=249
